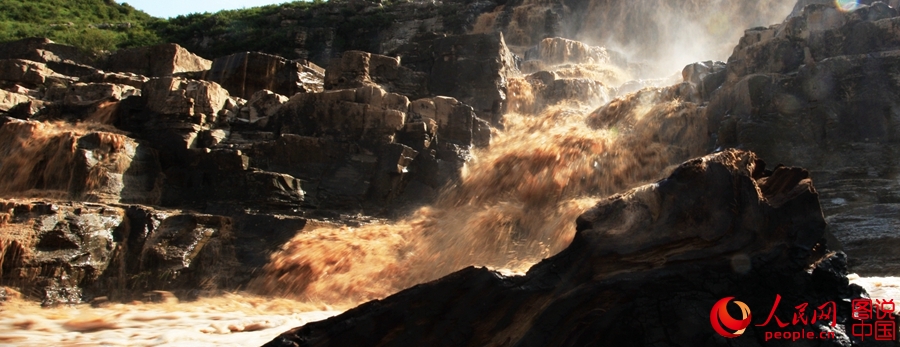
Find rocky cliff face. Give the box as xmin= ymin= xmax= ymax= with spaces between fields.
xmin=0 ymin=20 xmax=538 ymax=302
xmin=702 ymin=3 xmax=900 ymax=275
xmin=162 ymin=0 xmax=796 ymax=78
xmin=0 ymin=1 xmax=897 ymax=337
xmin=708 ymin=3 xmax=900 ymax=273
xmin=569 ymin=1 xmax=900 ymax=277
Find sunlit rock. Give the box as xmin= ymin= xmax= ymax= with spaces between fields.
xmin=52 ymin=82 xmax=140 ymax=107
xmin=0 ymin=201 xmax=241 ymax=304
xmin=726 ymin=3 xmax=900 ymax=83
xmin=243 ymin=89 xmax=289 ymax=127
xmin=273 ymin=85 xmax=407 ymax=145
xmin=635 ymin=2 xmax=900 ymax=276
xmin=0 ymin=201 xmax=122 ymax=306
xmin=325 ymin=50 xmax=429 ymax=99
xmin=681 ymin=60 xmax=726 ymax=99
xmin=0 ymin=37 xmax=98 ymax=77
xmin=0 ymin=59 xmax=57 ymax=87
xmin=0 ymin=89 xmax=32 ymax=113
xmin=79 ymin=71 xmax=149 ymax=89
xmin=105 ymin=43 xmax=212 ymax=77
xmin=143 ymin=77 xmax=229 ymax=121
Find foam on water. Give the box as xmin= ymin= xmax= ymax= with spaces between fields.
xmin=0 ymin=292 xmax=341 ymax=346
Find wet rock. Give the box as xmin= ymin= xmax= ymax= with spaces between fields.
xmin=128 ymin=211 xmax=238 ymax=298
xmin=244 ymin=134 xmax=429 ymax=210
xmin=158 ymin=148 xmax=306 ymax=209
xmin=325 ymin=50 xmax=429 ymax=99
xmin=702 ymin=7 xmax=900 ymax=276
xmin=105 ymin=43 xmax=212 ymax=77
xmin=141 ymin=290 xmax=178 ymax=304
xmin=367 ymin=143 xmax=418 ymax=205
xmin=521 ymin=70 xmax=613 ymax=112
xmin=432 ymin=96 xmax=476 ymax=147
xmin=203 ymin=52 xmax=324 ymax=99
xmin=522 ymin=37 xmax=627 ymax=73
xmin=89 ymin=296 xmax=109 ymax=308
xmin=0 ymin=200 xmax=250 ymax=302
xmin=709 ymin=55 xmax=900 ymax=237
xmin=246 ymin=135 xmax=346 ymax=184
xmin=139 ymin=214 xmax=231 ymax=273
xmin=266 ymin=150 xmax=881 ymax=347
xmin=0 ymin=287 xmax=22 ymax=302
xmin=0 ymin=201 xmax=123 ymax=306
xmin=143 ymin=77 xmax=230 ymax=121
xmin=223 ymin=211 xmax=309 ymax=279
xmin=681 ymin=60 xmax=726 ymax=99
xmin=268 ymin=87 xmax=485 ymax=206
xmin=0 ymin=119 xmax=163 ymax=204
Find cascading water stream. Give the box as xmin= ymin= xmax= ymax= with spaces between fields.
xmin=6 ymin=1 xmax=896 ymax=346
xmin=251 ymin=63 xmax=709 ymax=305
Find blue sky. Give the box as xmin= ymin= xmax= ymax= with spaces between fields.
xmin=118 ymin=0 xmax=295 ymax=18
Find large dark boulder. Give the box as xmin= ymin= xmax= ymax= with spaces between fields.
xmin=265 ymin=150 xmax=891 ymax=347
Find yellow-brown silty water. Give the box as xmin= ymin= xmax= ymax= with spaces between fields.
xmin=252 ymin=66 xmax=710 ymax=305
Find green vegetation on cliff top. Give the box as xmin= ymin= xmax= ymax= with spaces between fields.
xmin=0 ymin=0 xmax=164 ymax=52
xmin=0 ymin=0 xmax=395 ymax=60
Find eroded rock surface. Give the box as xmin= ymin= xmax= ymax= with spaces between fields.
xmin=325 ymin=51 xmax=428 ymax=99
xmin=704 ymin=3 xmax=900 ymax=275
xmin=0 ymin=37 xmax=98 ymax=77
xmin=204 ymin=52 xmax=324 ymax=99
xmin=105 ymin=43 xmax=212 ymax=77
xmin=577 ymin=2 xmax=900 ymax=276
xmin=392 ymin=32 xmax=519 ymax=125
xmin=143 ymin=77 xmax=230 ymax=119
